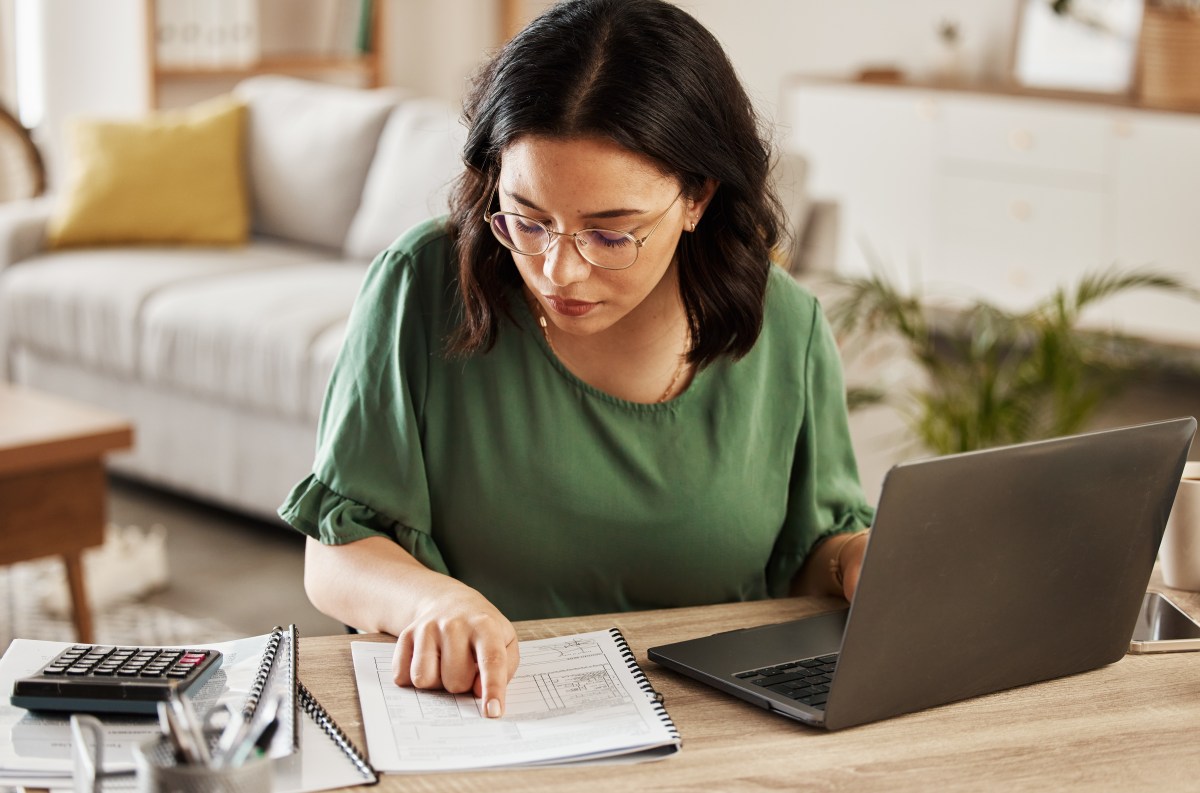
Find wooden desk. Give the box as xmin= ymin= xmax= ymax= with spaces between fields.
xmin=302 ymin=578 xmax=1200 ymax=792
xmin=0 ymin=386 xmax=133 ymax=643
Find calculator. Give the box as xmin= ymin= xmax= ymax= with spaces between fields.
xmin=10 ymin=645 xmax=223 ymax=715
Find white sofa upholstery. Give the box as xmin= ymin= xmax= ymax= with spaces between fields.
xmin=0 ymin=76 xmax=466 ymax=521
xmin=0 ymin=76 xmax=835 ymax=523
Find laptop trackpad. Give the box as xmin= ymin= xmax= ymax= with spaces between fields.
xmin=651 ymin=607 xmax=849 ymax=675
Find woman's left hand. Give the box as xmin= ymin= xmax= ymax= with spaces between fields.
xmin=838 ymin=532 xmax=870 ymax=601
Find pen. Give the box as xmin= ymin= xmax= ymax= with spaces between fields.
xmin=250 ymin=716 xmax=279 ymax=759
xmin=157 ymin=699 xmax=202 ymax=766
xmin=167 ymin=690 xmax=212 ymax=766
xmin=220 ymin=691 xmax=284 ymax=768
xmin=213 ymin=706 xmax=249 ymax=763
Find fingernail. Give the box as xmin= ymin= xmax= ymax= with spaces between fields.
xmin=486 ymin=698 xmax=502 ymax=718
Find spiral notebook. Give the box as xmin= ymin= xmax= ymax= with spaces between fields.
xmin=351 ymin=628 xmax=680 ymax=772
xmin=259 ymin=625 xmax=380 ymax=791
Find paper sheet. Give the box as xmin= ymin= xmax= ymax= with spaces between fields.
xmin=0 ymin=634 xmax=275 ymax=781
xmin=1 ymin=633 xmax=374 ymax=793
xmin=352 ymin=629 xmax=680 ymax=772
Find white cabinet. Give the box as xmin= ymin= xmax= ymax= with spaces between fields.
xmin=783 ymin=82 xmax=937 ymax=293
xmin=1106 ymin=111 xmax=1200 ymax=343
xmin=784 ymin=79 xmax=1200 ymax=347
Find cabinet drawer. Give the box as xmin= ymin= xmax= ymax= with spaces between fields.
xmin=942 ymin=96 xmax=1111 ymax=177
xmin=930 ymin=175 xmax=1107 ymax=311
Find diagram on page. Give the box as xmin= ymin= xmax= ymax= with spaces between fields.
xmin=350 ymin=630 xmax=677 ymax=771
xmin=394 ymin=636 xmax=632 ymax=722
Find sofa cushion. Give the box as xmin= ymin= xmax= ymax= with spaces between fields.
xmin=234 ymin=76 xmax=398 ymax=251
xmin=46 ymin=95 xmax=249 ymax=248
xmin=343 ymin=98 xmax=465 ymax=260
xmin=138 ymin=262 xmax=367 ymax=420
xmin=0 ymin=242 xmax=321 ymax=377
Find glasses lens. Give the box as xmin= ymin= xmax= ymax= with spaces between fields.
xmin=491 ymin=213 xmax=547 ymax=255
xmin=577 ymin=229 xmax=638 ymax=269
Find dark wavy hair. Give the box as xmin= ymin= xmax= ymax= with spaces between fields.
xmin=447 ymin=0 xmax=784 ymax=366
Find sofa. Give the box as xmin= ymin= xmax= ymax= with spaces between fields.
xmin=0 ymin=75 xmax=836 ymax=523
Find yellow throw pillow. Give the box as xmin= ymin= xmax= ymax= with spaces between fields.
xmin=47 ymin=95 xmax=249 ymax=248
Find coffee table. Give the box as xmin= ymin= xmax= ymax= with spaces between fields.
xmin=0 ymin=386 xmax=133 ymax=642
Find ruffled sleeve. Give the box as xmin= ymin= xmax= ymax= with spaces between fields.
xmin=765 ymin=300 xmax=875 ymax=596
xmin=279 ymin=473 xmax=449 ymax=574
xmin=277 ymin=220 xmax=452 ymax=575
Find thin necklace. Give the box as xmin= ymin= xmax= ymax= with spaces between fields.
xmin=531 ymin=301 xmax=690 ymax=403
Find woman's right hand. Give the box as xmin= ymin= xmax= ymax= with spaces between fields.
xmin=303 ymin=536 xmax=520 ymax=718
xmin=390 ymin=576 xmax=520 ymax=718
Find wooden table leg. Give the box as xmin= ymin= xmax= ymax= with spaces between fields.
xmin=0 ymin=462 xmax=106 ymax=645
xmin=61 ymin=551 xmax=95 ymax=644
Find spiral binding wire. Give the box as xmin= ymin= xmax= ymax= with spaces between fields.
xmin=242 ymin=626 xmax=284 ymax=719
xmin=608 ymin=627 xmax=680 ymax=741
xmin=298 ymin=681 xmax=378 ymax=783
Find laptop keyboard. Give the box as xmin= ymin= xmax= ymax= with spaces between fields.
xmin=734 ymin=653 xmax=838 ymax=710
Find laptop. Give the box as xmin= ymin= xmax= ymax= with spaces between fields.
xmin=648 ymin=417 xmax=1197 ymax=731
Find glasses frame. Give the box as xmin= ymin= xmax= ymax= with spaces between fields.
xmin=484 ymin=187 xmax=682 ymax=271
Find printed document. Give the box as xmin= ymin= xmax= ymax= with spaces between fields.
xmin=351 ymin=629 xmax=681 ymax=772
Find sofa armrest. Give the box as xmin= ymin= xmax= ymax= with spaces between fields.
xmin=0 ymin=196 xmax=53 ymax=271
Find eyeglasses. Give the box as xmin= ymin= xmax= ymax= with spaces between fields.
xmin=484 ymin=187 xmax=682 ymax=271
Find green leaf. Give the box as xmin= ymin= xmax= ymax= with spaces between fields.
xmin=829 ymin=263 xmax=1199 ymax=453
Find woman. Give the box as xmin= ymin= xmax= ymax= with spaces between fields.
xmin=280 ymin=0 xmax=874 ymax=720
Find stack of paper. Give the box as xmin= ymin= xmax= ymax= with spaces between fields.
xmin=0 ymin=634 xmax=370 ymax=792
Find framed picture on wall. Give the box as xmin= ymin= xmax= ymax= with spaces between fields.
xmin=1011 ymin=0 xmax=1143 ymax=95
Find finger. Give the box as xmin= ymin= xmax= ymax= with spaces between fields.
xmin=472 ymin=636 xmax=520 ymax=697
xmin=409 ymin=623 xmax=443 ymax=690
xmin=842 ymin=539 xmax=869 ymax=600
xmin=438 ymin=623 xmax=477 ymax=694
xmin=473 ymin=632 xmax=516 ymax=718
xmin=844 ymin=565 xmax=861 ymax=601
xmin=506 ymin=635 xmax=521 ymax=680
xmin=391 ymin=632 xmax=415 ymax=686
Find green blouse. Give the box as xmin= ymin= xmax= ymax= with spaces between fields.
xmin=279 ymin=218 xmax=874 ymax=621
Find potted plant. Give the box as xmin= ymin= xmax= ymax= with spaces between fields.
xmin=825 ymin=265 xmax=1199 ymax=455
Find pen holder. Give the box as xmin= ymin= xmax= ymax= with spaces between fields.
xmin=133 ymin=738 xmax=273 ymax=793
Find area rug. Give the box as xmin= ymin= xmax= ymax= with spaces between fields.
xmin=0 ymin=526 xmax=241 ymax=650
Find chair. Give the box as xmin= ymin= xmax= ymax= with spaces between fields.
xmin=0 ymin=104 xmax=45 ymax=202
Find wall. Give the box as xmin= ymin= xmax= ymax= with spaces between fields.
xmin=384 ymin=0 xmax=499 ymax=106
xmin=20 ymin=0 xmax=147 ymax=187
xmin=681 ymin=0 xmax=1017 ymax=125
xmin=0 ymin=0 xmax=14 ymax=111
xmin=396 ymin=0 xmax=1021 ymax=128
xmin=22 ymin=1 xmax=1022 ymax=181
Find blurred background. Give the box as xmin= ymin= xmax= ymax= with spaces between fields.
xmin=1 ymin=0 xmax=1198 ymax=643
